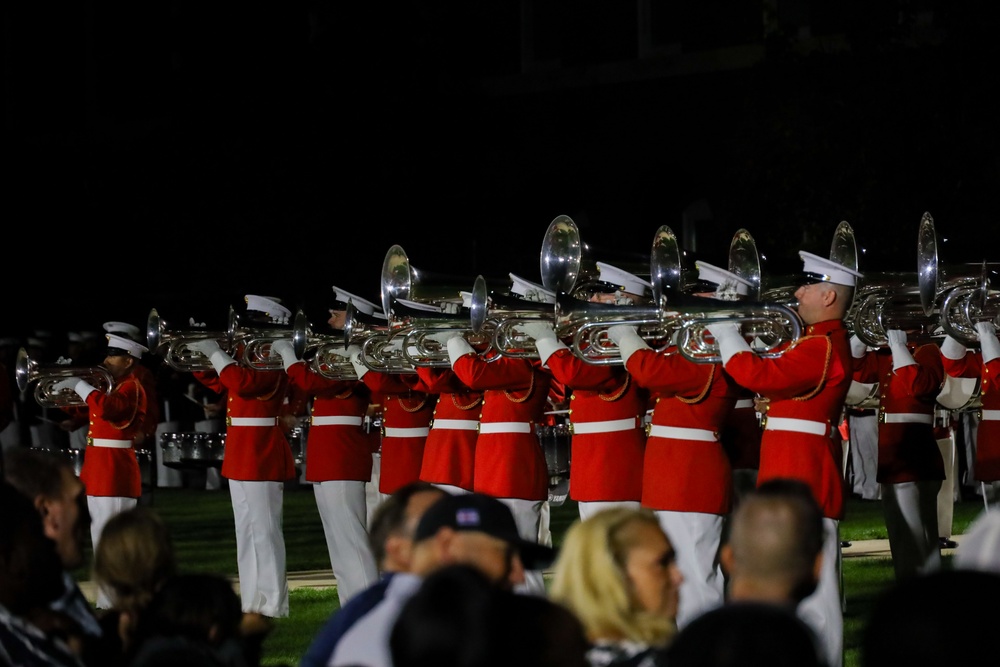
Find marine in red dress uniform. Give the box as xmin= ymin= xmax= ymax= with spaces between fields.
xmin=187 ymin=295 xmax=296 ymax=619
xmin=707 ymin=248 xmax=863 ymax=667
xmin=51 ymin=333 xmax=148 ymax=609
xmin=414 ymin=365 xmax=482 ymax=494
xmin=850 ymin=330 xmax=945 ymax=578
xmin=271 ymin=324 xmax=378 ymax=606
xmin=941 ymin=321 xmax=1000 ymax=484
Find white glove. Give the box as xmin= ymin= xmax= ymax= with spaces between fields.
xmin=53 ymin=377 xmax=96 ymax=402
xmin=706 ymin=322 xmax=750 ymax=365
xmin=347 ymin=345 xmax=369 ymax=380
xmin=269 ymin=339 xmax=299 ymax=371
xmin=607 ymin=324 xmax=649 ymax=366
xmin=886 ymin=329 xmax=916 ymax=370
xmin=849 ymin=335 xmax=867 ymax=359
xmin=976 ymin=322 xmax=1000 ymax=364
xmin=186 ymin=339 xmax=234 ymax=374
xmin=519 ymin=322 xmax=566 ymax=365
xmin=326 ymin=345 xmax=354 ymax=358
xmin=447 ymin=335 xmax=475 ymax=368
xmin=940 ymin=335 xmax=967 ymax=361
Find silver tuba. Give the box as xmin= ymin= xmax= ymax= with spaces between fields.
xmin=15 ymin=347 xmax=114 ymax=408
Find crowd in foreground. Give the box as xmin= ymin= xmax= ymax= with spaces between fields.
xmin=4 ymin=446 xmax=1000 ymax=667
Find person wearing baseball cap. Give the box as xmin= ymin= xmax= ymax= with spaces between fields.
xmin=50 ymin=332 xmax=150 ymax=609
xmin=330 ymin=492 xmax=556 ymax=667
xmin=705 ymin=229 xmax=864 ymax=667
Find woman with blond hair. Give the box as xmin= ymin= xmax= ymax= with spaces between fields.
xmin=549 ymin=507 xmax=682 ymax=667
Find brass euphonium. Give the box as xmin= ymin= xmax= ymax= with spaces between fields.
xmin=15 ymin=347 xmax=114 ymax=408
xmin=230 ymin=308 xmax=297 ymax=371
xmin=551 ymin=224 xmax=685 ymax=365
xmin=147 ymin=306 xmax=239 ymax=372
xmin=675 ymin=226 xmax=807 ymax=364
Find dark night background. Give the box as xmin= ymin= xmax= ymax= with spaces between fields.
xmin=5 ymin=1 xmax=1000 ymax=349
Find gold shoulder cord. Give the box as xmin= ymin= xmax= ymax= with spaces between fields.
xmin=333 ymin=387 xmax=354 ymax=400
xmin=452 ymin=393 xmax=483 ymax=410
xmin=598 ymin=374 xmax=630 ymax=402
xmin=676 ymin=365 xmax=716 ymax=405
xmin=792 ymin=335 xmax=832 ymax=402
xmin=255 ymin=375 xmax=282 ymax=401
xmin=504 ymin=370 xmax=535 ymax=404
xmin=110 ymin=378 xmax=143 ymax=431
xmin=399 ymin=394 xmax=429 ymax=413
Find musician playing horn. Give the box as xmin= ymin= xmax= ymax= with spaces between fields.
xmin=517 ymin=262 xmax=649 ymax=520
xmin=270 ymin=292 xmax=379 ymax=607
xmin=186 ymin=294 xmax=297 ymax=621
xmin=706 ymin=248 xmax=863 ymax=667
xmin=606 ymin=261 xmax=745 ymax=630
xmin=50 ymin=333 xmax=149 ymax=610
xmin=849 ymin=327 xmax=945 ymax=579
xmin=940 ymin=320 xmax=1000 ymax=502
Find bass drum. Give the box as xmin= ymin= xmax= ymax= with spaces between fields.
xmin=30 ymin=446 xmax=85 ymax=477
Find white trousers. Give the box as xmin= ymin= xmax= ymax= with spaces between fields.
xmin=366 ymin=454 xmax=389 ymax=529
xmin=882 ymin=480 xmax=942 ymax=579
xmin=937 ymin=432 xmax=957 ymax=538
xmin=432 ymin=483 xmax=471 ymax=496
xmin=229 ymin=480 xmax=289 ymax=617
xmin=578 ymin=500 xmax=641 ymax=521
xmin=849 ymin=413 xmax=880 ymax=500
xmin=655 ymin=510 xmax=725 ymax=629
xmin=499 ymin=497 xmax=547 ymax=596
xmin=313 ymin=480 xmax=379 ymax=606
xmin=88 ymin=495 xmax=138 ymax=609
xmin=798 ymin=518 xmax=843 ymax=667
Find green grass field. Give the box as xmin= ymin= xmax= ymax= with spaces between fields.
xmin=88 ymin=485 xmax=988 ymax=667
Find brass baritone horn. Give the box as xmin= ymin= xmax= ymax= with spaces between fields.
xmin=147 ymin=306 xmax=239 ymax=372
xmin=15 ymin=347 xmax=114 ymax=408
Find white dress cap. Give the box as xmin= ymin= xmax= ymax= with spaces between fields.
xmin=331 ymin=286 xmax=381 ymax=317
xmin=244 ymin=295 xmax=292 ymax=323
xmin=106 ymin=333 xmax=149 ymax=358
xmin=103 ymin=321 xmax=142 ymax=341
xmin=509 ymin=273 xmax=556 ymax=304
xmin=695 ymin=261 xmax=754 ymax=296
xmin=798 ymin=251 xmax=864 ymax=287
xmin=395 ymin=298 xmax=442 ymax=313
xmin=596 ymin=262 xmax=652 ymax=296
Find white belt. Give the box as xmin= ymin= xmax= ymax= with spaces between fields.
xmin=384 ymin=427 xmax=430 ymax=438
xmin=228 ymin=417 xmax=278 ymax=427
xmin=432 ymin=419 xmax=480 ymax=431
xmin=880 ymin=412 xmax=933 ymax=425
xmin=981 ymin=410 xmax=1000 ymax=421
xmin=764 ymin=417 xmax=829 ymax=436
xmin=734 ymin=399 xmax=755 ymax=409
xmin=89 ymin=438 xmax=132 ymax=449
xmin=572 ymin=417 xmax=640 ymax=435
xmin=311 ymin=416 xmax=364 ymax=427
xmin=647 ymin=425 xmax=718 ymax=442
xmin=479 ymin=422 xmax=533 ymax=435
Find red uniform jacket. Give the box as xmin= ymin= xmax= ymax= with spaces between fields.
xmin=360 ymin=372 xmax=434 ymax=494
xmin=285 ymin=361 xmax=373 ymax=482
xmin=853 ymin=345 xmax=945 ymax=484
xmin=415 ymin=366 xmax=482 ymax=491
xmin=626 ymin=348 xmax=738 ymax=514
xmin=942 ymin=349 xmax=1000 ymax=481
xmin=132 ymin=363 xmax=161 ymax=446
xmin=80 ymin=372 xmax=147 ymax=497
xmin=544 ymin=348 xmax=646 ymax=502
xmin=722 ymin=319 xmax=853 ymax=520
xmin=451 ymin=352 xmax=551 ymax=501
xmin=193 ymin=364 xmax=296 ymax=482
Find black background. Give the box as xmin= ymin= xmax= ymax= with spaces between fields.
xmin=6 ymin=2 xmax=1000 ymax=350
